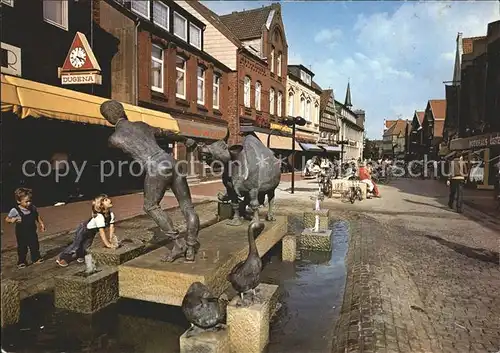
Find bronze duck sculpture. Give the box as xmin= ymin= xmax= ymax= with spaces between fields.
xmin=227 ymin=221 xmax=265 ymax=305
xmin=182 ymin=282 xmax=228 ymax=337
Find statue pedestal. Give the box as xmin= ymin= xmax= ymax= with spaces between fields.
xmin=180 ymin=325 xmax=229 ymax=353
xmin=303 ymin=209 xmax=330 ymax=230
xmin=300 ymin=228 xmax=332 ymax=252
xmin=217 ymin=202 xmax=233 ymax=221
xmin=54 ymin=266 xmax=118 ymax=314
xmin=1 ymin=279 xmax=20 ymax=327
xmin=227 ymin=283 xmax=279 ymax=353
xmin=281 ymin=235 xmax=297 ymax=262
xmin=89 ymin=242 xmax=145 ymax=266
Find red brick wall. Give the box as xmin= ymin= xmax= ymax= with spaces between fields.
xmin=136 ymin=30 xmax=229 ymax=125
xmin=226 ymin=72 xmax=241 ymax=145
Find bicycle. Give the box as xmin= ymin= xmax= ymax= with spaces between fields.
xmin=341 ymin=180 xmax=363 ymax=204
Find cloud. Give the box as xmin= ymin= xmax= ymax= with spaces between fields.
xmin=314 ymin=28 xmax=342 ymax=45
xmin=440 ymin=52 xmax=455 ymax=61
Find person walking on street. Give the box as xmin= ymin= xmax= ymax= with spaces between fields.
xmin=447 ymin=156 xmax=468 ymax=210
xmin=5 ymin=188 xmax=46 ymax=269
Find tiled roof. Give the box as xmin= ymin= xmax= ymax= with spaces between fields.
xmin=462 ymin=36 xmax=486 ymax=54
xmin=385 ymin=120 xmax=397 ymax=129
xmin=433 ymin=119 xmax=445 ymax=138
xmin=219 ymin=5 xmax=276 ymax=40
xmin=320 ymin=89 xmax=333 ymax=110
xmin=416 ymin=111 xmax=425 ymax=125
xmin=384 ymin=119 xmax=408 ymax=137
xmin=312 ymin=81 xmax=322 ymax=92
xmin=429 ymin=99 xmax=446 ymax=120
xmin=187 ymin=1 xmax=242 ymax=47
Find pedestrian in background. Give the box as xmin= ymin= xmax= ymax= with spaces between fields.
xmin=5 ymin=188 xmax=46 ymax=269
xmin=56 ymin=194 xmax=118 ymax=267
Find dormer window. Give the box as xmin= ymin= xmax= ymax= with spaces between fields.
xmin=131 ymin=0 xmax=150 ymax=19
xmin=300 ymin=70 xmax=311 ymax=85
xmin=173 ymin=12 xmax=187 ymax=40
xmin=189 ymin=23 xmax=202 ymax=49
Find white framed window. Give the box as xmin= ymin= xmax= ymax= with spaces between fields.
xmin=270 ymin=88 xmax=275 ymax=115
xmin=277 ymin=53 xmax=282 ymax=77
xmin=213 ymin=73 xmax=220 ymax=109
xmin=300 ymin=70 xmax=311 ymax=85
xmin=270 ymin=48 xmax=275 ymax=73
xmin=176 ymin=56 xmax=186 ymax=99
xmin=189 ymin=23 xmax=202 ymax=49
xmin=314 ymin=103 xmax=319 ymax=123
xmin=306 ymin=100 xmax=311 ymax=121
xmin=300 ymin=97 xmax=306 ymax=117
xmin=131 ymin=0 xmax=150 ymax=19
xmin=288 ymin=92 xmax=294 ymax=116
xmin=43 ymin=0 xmax=68 ymax=30
xmin=255 ymin=81 xmax=262 ymax=111
xmin=2 ymin=0 xmax=14 ymax=7
xmin=173 ymin=12 xmax=187 ymax=41
xmin=153 ymin=1 xmax=169 ymax=31
xmin=277 ymin=91 xmax=283 ymax=117
xmin=244 ymin=76 xmax=251 ymax=108
xmin=151 ymin=45 xmax=164 ymax=92
xmin=197 ymin=66 xmax=205 ymax=105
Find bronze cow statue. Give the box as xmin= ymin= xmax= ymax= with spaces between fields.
xmin=187 ymin=132 xmax=281 ymax=226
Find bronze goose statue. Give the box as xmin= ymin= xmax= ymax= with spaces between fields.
xmin=227 ymin=221 xmax=265 ymax=305
xmin=182 ymin=282 xmax=228 ymax=337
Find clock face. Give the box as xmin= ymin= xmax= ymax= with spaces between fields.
xmin=69 ymin=47 xmax=87 ymax=68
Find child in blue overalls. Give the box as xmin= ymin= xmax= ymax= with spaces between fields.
xmin=5 ymin=188 xmax=46 ymax=269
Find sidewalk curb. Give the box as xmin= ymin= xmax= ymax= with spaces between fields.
xmin=1 ymin=199 xmax=214 ymax=254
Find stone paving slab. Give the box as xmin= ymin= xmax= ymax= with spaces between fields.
xmin=0 ymin=202 xmax=218 ymax=300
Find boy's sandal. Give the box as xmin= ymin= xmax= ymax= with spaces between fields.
xmin=34 ymin=259 xmax=44 ymax=264
xmin=56 ymin=259 xmax=68 ymax=267
xmin=17 ymin=263 xmax=26 ymax=269
xmin=76 ymin=258 xmax=85 ymax=263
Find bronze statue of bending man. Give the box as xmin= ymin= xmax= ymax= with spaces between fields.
xmin=100 ymin=100 xmax=199 ymax=262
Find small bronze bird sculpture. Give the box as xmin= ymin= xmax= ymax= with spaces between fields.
xmin=227 ymin=221 xmax=265 ymax=305
xmin=182 ymin=282 xmax=228 ymax=337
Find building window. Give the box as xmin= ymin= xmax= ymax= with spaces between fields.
xmin=131 ymin=0 xmax=150 ymax=19
xmin=244 ymin=76 xmax=251 ymax=108
xmin=189 ymin=23 xmax=202 ymax=49
xmin=277 ymin=53 xmax=282 ymax=77
xmin=288 ymin=92 xmax=294 ymax=116
xmin=43 ymin=0 xmax=68 ymax=30
xmin=151 ymin=45 xmax=163 ymax=92
xmin=300 ymin=97 xmax=306 ymax=117
xmin=213 ymin=73 xmax=220 ymax=109
xmin=277 ymin=91 xmax=283 ymax=117
xmin=270 ymin=48 xmax=275 ymax=73
xmin=173 ymin=12 xmax=187 ymax=40
xmin=255 ymin=81 xmax=262 ymax=111
xmin=300 ymin=71 xmax=312 ymax=85
xmin=153 ymin=1 xmax=169 ymax=30
xmin=1 ymin=0 xmax=14 ymax=7
xmin=306 ymin=100 xmax=311 ymax=121
xmin=176 ymin=56 xmax=186 ymax=99
xmin=314 ymin=103 xmax=319 ymax=123
xmin=197 ymin=66 xmax=205 ymax=105
xmin=270 ymin=88 xmax=275 ymax=115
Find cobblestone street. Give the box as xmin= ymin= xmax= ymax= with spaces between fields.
xmin=321 ymin=178 xmax=500 ymax=353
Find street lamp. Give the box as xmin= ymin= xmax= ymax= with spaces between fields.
xmin=283 ymin=116 xmax=306 ymax=194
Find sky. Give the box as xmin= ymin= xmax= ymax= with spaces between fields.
xmin=203 ymin=1 xmax=500 ymax=139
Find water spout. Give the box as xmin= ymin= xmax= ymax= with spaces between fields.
xmin=314 ymin=215 xmax=320 ymax=232
xmin=84 ymin=254 xmax=97 ymax=274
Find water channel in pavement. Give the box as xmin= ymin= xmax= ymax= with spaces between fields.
xmin=1 ymin=217 xmax=349 ymax=353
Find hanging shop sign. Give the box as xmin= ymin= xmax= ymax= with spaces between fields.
xmin=58 ymin=32 xmax=102 ymax=85
xmin=450 ymin=132 xmax=500 ymax=150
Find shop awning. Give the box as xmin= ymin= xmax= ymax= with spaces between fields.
xmin=1 ymin=74 xmax=179 ymax=133
xmin=255 ymin=132 xmax=272 ymax=147
xmin=176 ymin=118 xmax=227 ymax=140
xmin=299 ymin=143 xmax=323 ymax=152
xmin=321 ymin=145 xmax=341 ymax=153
